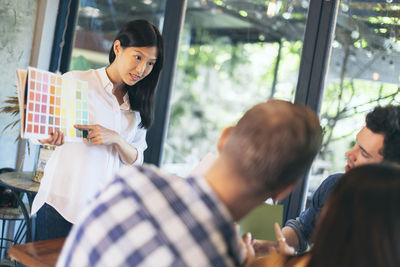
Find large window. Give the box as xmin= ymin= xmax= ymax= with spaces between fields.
xmin=69 ymin=0 xmax=166 ymax=71
xmin=64 ymin=0 xmax=400 ymax=214
xmin=161 ymin=0 xmax=311 ymax=176
xmin=306 ymin=1 xmax=400 ymax=205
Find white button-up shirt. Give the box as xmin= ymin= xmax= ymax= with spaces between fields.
xmin=31 ymin=68 xmax=147 ymax=223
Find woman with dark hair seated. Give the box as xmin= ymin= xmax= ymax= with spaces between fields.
xmin=249 ymin=164 xmax=400 ymax=267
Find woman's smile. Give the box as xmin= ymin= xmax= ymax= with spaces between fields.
xmin=129 ymin=73 xmax=140 ymax=82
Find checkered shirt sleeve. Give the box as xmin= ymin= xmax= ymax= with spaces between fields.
xmin=56 ymin=165 xmax=241 ymax=267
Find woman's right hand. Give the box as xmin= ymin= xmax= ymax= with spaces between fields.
xmin=39 ymin=130 xmax=64 ymax=146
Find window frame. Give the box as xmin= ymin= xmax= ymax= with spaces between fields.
xmin=53 ymin=0 xmax=340 ymax=223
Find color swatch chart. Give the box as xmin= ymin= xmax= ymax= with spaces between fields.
xmin=24 ymin=67 xmax=89 ymax=142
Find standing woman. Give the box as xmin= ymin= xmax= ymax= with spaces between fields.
xmin=31 ymin=19 xmax=164 ymax=240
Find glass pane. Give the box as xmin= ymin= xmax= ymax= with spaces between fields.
xmin=70 ymin=0 xmax=166 ymax=71
xmin=306 ymin=1 xmax=400 ymax=206
xmin=161 ymin=0 xmax=310 ymax=176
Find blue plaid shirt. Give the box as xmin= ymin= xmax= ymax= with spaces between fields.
xmin=57 ymin=164 xmax=241 ymax=267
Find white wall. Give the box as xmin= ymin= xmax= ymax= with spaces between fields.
xmin=0 ymin=0 xmax=59 ymax=171
xmin=0 ymin=0 xmax=38 ymax=170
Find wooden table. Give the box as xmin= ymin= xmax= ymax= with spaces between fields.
xmin=9 ymin=238 xmax=65 ymax=267
xmin=0 ymin=171 xmax=39 ymax=242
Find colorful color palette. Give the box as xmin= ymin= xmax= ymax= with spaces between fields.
xmin=24 ymin=67 xmax=89 ymax=142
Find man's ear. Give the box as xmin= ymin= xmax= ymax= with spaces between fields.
xmin=270 ymin=182 xmax=298 ymax=202
xmin=113 ymin=40 xmax=122 ymax=57
xmin=217 ymin=126 xmax=233 ymax=153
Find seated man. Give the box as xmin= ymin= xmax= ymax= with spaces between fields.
xmin=253 ymin=105 xmax=400 ymax=254
xmin=57 ymin=100 xmax=322 ymax=267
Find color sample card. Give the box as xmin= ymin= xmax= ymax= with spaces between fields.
xmin=239 ymin=204 xmax=283 ymax=241
xmin=24 ymin=67 xmax=89 ymax=142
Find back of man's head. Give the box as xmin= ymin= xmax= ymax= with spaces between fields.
xmin=221 ymin=100 xmax=322 ymax=195
xmin=366 ymin=105 xmax=400 ymax=164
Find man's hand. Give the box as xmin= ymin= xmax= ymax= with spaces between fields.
xmin=273 ymin=222 xmax=295 ymax=255
xmin=251 ymin=239 xmax=278 ymax=257
xmin=250 ymin=223 xmax=296 ymax=257
xmin=235 ymin=224 xmax=254 ymax=266
xmin=241 ymin=232 xmax=255 ymax=267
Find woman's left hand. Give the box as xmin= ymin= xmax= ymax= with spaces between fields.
xmin=74 ymin=124 xmax=119 ymax=146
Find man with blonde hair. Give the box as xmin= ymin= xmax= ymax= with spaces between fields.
xmin=57 ymin=100 xmax=322 ymax=267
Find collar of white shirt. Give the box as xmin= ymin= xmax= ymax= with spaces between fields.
xmin=99 ymin=67 xmax=131 ymax=111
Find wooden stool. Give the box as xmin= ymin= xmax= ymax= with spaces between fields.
xmin=0 ymin=205 xmax=27 ymax=266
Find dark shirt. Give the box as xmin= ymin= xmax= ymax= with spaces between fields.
xmin=285 ymin=173 xmax=343 ymax=252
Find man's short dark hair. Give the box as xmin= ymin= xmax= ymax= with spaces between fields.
xmin=222 ymin=100 xmax=322 ymax=194
xmin=366 ymin=105 xmax=400 ymax=164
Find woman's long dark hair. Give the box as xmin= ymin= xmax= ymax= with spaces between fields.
xmin=109 ymin=19 xmax=164 ymax=129
xmin=308 ymin=164 xmax=400 ymax=267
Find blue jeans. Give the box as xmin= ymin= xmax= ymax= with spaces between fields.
xmin=35 ymin=203 xmax=72 ymax=241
